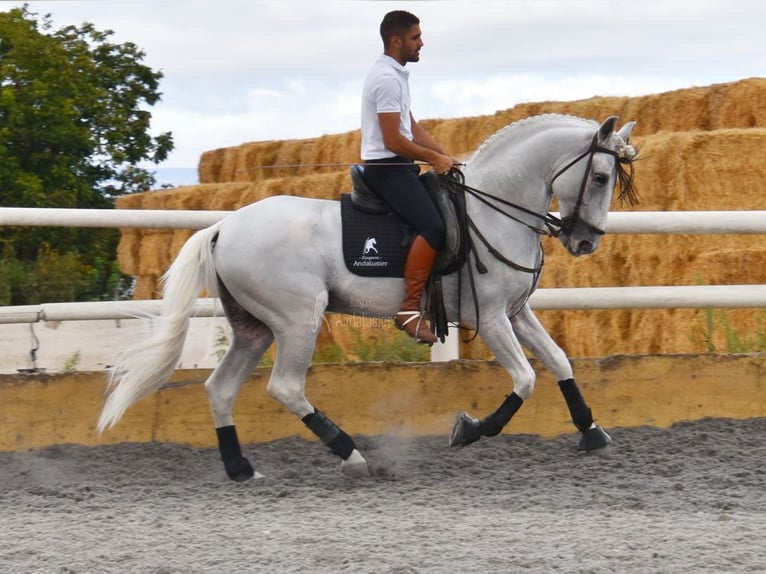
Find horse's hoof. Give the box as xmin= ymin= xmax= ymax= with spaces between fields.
xmin=578 ymin=424 xmax=612 ymax=451
xmin=341 ymin=449 xmax=370 ymax=478
xmin=449 ymin=411 xmax=482 ymax=448
xmin=225 ymin=457 xmax=256 ymax=482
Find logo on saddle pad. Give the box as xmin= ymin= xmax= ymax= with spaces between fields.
xmin=355 ymin=236 xmax=387 ymax=269
xmin=362 ymin=237 xmax=379 ymax=256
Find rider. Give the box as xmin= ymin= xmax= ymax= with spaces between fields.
xmin=360 ymin=10 xmax=460 ymax=344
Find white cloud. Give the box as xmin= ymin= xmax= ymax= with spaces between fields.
xmin=5 ymin=0 xmax=765 ymax=169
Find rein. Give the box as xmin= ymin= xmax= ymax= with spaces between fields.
xmin=436 ymin=169 xmax=548 ymax=342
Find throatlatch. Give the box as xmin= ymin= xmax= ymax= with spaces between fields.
xmin=302 ymin=409 xmax=356 ymax=460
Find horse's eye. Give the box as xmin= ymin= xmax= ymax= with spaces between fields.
xmin=593 ymin=172 xmax=609 ymax=186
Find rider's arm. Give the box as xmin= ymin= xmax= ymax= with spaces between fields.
xmin=378 ymin=112 xmax=455 ymax=174
xmin=410 ymin=114 xmax=449 ymax=156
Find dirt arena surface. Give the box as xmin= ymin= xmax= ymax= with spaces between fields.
xmin=1 ymin=417 xmax=764 ymax=573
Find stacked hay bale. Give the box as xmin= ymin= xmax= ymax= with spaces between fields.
xmin=116 ymin=77 xmax=766 ymax=359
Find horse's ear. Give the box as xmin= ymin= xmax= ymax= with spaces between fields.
xmin=597 ymin=116 xmax=619 ymax=143
xmin=617 ymin=121 xmax=636 ymax=140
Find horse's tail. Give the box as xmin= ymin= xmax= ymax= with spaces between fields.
xmin=97 ymin=221 xmax=224 ymax=433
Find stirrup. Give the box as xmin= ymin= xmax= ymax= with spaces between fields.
xmin=395 ymin=311 xmax=436 ymax=344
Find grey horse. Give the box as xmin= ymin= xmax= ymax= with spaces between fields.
xmin=99 ymin=114 xmax=637 ymax=481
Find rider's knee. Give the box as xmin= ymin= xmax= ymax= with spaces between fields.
xmin=422 ymin=220 xmax=445 ymax=251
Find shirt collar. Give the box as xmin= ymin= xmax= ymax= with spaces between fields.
xmin=380 ymin=54 xmax=409 ymax=76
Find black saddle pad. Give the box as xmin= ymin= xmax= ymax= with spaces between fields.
xmin=340 ymin=193 xmax=409 ymax=277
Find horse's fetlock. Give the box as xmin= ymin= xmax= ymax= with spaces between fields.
xmin=558 ymin=379 xmax=594 ymax=432
xmin=480 ymin=392 xmax=523 ymax=437
xmin=303 ymin=409 xmax=356 ymax=460
xmin=216 ymin=425 xmax=255 ymax=481
xmin=224 ymin=456 xmax=255 ymax=482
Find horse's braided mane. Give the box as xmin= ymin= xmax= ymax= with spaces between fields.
xmin=470 ymin=113 xmax=596 ymax=161
xmin=469 ymin=113 xmax=639 ymax=206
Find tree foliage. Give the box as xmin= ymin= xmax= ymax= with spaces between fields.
xmin=0 ymin=6 xmax=173 ymax=303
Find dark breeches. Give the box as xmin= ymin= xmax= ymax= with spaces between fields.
xmin=363 ymin=157 xmax=445 ymax=250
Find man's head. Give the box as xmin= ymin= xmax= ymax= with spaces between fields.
xmin=380 ymin=10 xmax=423 ymax=65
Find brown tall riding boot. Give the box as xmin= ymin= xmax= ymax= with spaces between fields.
xmin=395 ymin=235 xmax=438 ymax=344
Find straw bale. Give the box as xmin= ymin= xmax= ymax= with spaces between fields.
xmin=197 ymin=78 xmax=766 ymax=185
xmin=198 ymin=132 xmax=362 ymax=184
xmin=119 ymin=78 xmax=766 ymax=358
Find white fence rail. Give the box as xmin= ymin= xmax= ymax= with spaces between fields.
xmin=0 ymin=207 xmax=229 ymax=229
xmin=1 ymin=207 xmax=765 ymax=326
xmin=2 ymin=285 xmax=766 ymax=326
xmin=3 ymin=206 xmax=764 ymax=363
xmin=2 ymin=207 xmax=766 ymax=234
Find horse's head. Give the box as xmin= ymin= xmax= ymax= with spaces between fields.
xmin=552 ymin=116 xmax=638 ymax=256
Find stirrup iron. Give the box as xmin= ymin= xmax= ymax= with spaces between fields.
xmin=396 ymin=310 xmax=423 ymax=327
xmin=395 ymin=311 xmax=434 ymax=344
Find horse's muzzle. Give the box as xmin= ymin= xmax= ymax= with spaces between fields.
xmin=558 ymin=214 xmax=604 ymax=256
xmin=559 ymin=233 xmax=597 ymax=256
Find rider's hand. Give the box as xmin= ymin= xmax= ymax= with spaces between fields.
xmin=432 ymin=153 xmax=459 ymax=175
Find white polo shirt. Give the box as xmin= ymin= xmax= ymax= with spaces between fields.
xmin=360 ymin=55 xmax=413 ymax=161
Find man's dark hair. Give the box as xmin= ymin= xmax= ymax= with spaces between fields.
xmin=380 ymin=10 xmax=419 ymax=47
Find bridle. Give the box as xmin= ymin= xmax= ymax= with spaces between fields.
xmin=550 ymin=131 xmax=636 ymax=237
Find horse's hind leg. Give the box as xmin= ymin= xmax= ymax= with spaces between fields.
xmin=510 ymin=304 xmax=611 ymax=451
xmin=206 ymin=285 xmax=275 ymax=481
xmin=267 ymin=291 xmax=369 ymax=478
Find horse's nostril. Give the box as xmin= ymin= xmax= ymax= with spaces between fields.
xmin=578 ymin=240 xmax=594 ymax=254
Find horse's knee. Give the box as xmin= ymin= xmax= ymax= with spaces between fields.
xmin=513 ymin=372 xmax=536 ymax=400
xmin=205 ymin=378 xmax=236 ymax=406
xmin=266 ymin=378 xmax=312 ymax=417
xmin=266 ymin=379 xmax=291 ymax=405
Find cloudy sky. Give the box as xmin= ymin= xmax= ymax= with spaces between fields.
xmin=5 ymin=1 xmax=765 ymax=184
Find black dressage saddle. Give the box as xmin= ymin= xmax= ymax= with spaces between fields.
xmin=345 ymin=164 xmax=464 ymax=275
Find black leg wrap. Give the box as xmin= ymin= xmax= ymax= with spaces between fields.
xmin=216 ymin=425 xmax=255 ymax=482
xmin=558 ymin=378 xmax=594 ymax=432
xmin=479 ymin=392 xmax=523 ymax=437
xmin=302 ymin=409 xmax=356 ymax=460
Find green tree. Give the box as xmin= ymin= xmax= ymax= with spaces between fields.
xmin=0 ymin=6 xmax=173 ymax=303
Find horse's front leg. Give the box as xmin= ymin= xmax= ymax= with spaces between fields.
xmin=449 ymin=314 xmax=534 ymax=447
xmin=510 ymin=303 xmax=611 ymax=451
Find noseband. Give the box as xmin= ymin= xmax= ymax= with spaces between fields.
xmin=551 ymin=132 xmax=635 ymax=236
